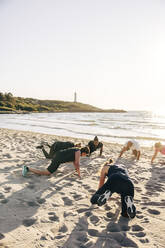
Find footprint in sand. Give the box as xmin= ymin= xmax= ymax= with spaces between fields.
xmin=134 ymin=232 xmax=146 ymax=238
xmin=147 ymin=209 xmax=160 ymax=215
xmin=141 ymin=217 xmax=150 ymax=224
xmin=62 ymin=197 xmax=73 ymax=206
xmin=1 ymin=199 xmax=9 ymax=204
xmin=139 ymin=238 xmax=150 ymax=244
xmin=36 ymin=198 xmax=46 ymax=204
xmin=27 ymin=201 xmax=39 ymax=207
xmin=106 ymin=212 xmax=115 ymax=219
xmin=22 ymin=218 xmax=37 ymax=227
xmin=64 ymin=182 xmax=73 ymax=187
xmin=132 ymin=224 xmax=144 ymax=232
xmin=59 ymin=224 xmax=68 ymax=233
xmin=48 ymin=212 xmax=59 ymax=222
xmin=104 ymin=205 xmax=111 ymax=211
xmin=88 ymin=229 xmax=99 ymax=237
xmin=3 ymin=186 xmax=12 ymax=193
xmin=136 ymin=212 xmax=144 ymax=219
xmin=73 ymin=193 xmax=83 ymax=201
xmin=89 ymin=215 xmax=100 ymax=225
xmin=85 ymin=211 xmax=92 ymax=217
xmin=0 ymin=233 xmax=5 ymax=240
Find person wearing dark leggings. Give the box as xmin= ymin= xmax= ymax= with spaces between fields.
xmin=90 ymin=160 xmax=136 ymax=218
xmin=22 ymin=146 xmax=89 ymax=178
xmin=36 ymin=141 xmax=81 ymax=159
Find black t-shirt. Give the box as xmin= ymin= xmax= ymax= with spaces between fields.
xmin=88 ymin=141 xmax=103 ymax=154
xmin=107 ymin=164 xmax=130 ymax=181
xmin=55 ymin=148 xmax=79 ymax=163
xmin=52 ymin=141 xmax=74 ymax=152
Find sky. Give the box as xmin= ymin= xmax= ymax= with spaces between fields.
xmin=0 ymin=0 xmax=165 ymax=111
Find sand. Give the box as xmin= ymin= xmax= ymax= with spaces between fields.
xmin=0 ymin=128 xmax=165 ymax=248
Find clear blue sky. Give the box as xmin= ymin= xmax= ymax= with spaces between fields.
xmin=0 ymin=0 xmax=164 ymax=111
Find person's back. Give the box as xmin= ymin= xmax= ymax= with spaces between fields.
xmin=107 ymin=164 xmax=129 ymax=180
xmin=88 ymin=136 xmax=103 ymax=155
xmin=55 ymin=147 xmax=79 ymax=163
xmin=53 ymin=141 xmax=74 ymax=153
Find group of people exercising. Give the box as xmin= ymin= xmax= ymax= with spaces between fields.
xmin=22 ymin=136 xmax=165 ymax=220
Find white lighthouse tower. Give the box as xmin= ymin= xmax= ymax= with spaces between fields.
xmin=74 ymin=91 xmax=77 ymax=103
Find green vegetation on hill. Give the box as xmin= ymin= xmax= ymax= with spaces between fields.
xmin=0 ymin=92 xmax=126 ymax=113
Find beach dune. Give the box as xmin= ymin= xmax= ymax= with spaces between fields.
xmin=0 ymin=128 xmax=165 ymax=248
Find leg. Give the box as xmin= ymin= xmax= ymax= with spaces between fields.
xmin=41 ymin=145 xmax=55 ymax=159
xmin=22 ymin=158 xmax=61 ymax=176
xmin=41 ymin=147 xmax=51 ymax=159
xmin=90 ymin=179 xmax=113 ymax=205
xmin=120 ymin=180 xmax=136 ymax=218
xmin=22 ymin=165 xmax=51 ymax=176
xmin=28 ymin=167 xmax=51 ymax=175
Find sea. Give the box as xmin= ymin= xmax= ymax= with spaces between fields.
xmin=0 ymin=111 xmax=165 ymax=147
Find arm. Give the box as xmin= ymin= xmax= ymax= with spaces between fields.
xmin=99 ymin=144 xmax=103 ymax=156
xmin=98 ymin=166 xmax=109 ymax=188
xmin=151 ymin=150 xmax=158 ymax=163
xmin=119 ymin=146 xmax=127 ymax=158
xmin=137 ymin=151 xmax=141 ymax=160
xmin=74 ymin=150 xmax=81 ymax=178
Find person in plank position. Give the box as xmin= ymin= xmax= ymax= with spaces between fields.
xmin=22 ymin=146 xmax=89 ymax=178
xmin=151 ymin=142 xmax=165 ymax=163
xmin=36 ymin=141 xmax=81 ymax=159
xmin=118 ymin=139 xmax=140 ymax=160
xmin=90 ymin=159 xmax=136 ymax=218
xmin=88 ymin=136 xmax=103 ymax=156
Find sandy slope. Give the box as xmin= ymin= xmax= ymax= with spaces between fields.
xmin=0 ymin=128 xmax=165 ymax=248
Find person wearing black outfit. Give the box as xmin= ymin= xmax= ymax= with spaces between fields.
xmin=22 ymin=146 xmax=89 ymax=178
xmin=88 ymin=136 xmax=103 ymax=156
xmin=36 ymin=141 xmax=81 ymax=159
xmin=90 ymin=160 xmax=136 ymax=218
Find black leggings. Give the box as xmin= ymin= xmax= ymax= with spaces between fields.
xmin=91 ymin=174 xmax=134 ymax=215
xmin=42 ymin=146 xmax=55 ymax=159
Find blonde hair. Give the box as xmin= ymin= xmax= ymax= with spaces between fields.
xmin=155 ymin=142 xmax=162 ymax=149
xmin=97 ymin=158 xmax=113 ymax=176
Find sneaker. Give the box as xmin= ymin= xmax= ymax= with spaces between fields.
xmin=125 ymin=196 xmax=136 ymax=219
xmin=97 ymin=190 xmax=112 ymax=206
xmin=22 ymin=165 xmax=29 ymax=177
xmin=36 ymin=145 xmax=44 ymax=149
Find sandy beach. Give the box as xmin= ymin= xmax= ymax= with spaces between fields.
xmin=0 ymin=128 xmax=165 ymax=248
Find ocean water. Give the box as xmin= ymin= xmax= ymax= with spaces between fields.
xmin=0 ymin=111 xmax=165 ymax=146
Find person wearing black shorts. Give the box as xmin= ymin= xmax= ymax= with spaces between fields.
xmin=88 ymin=136 xmax=103 ymax=156
xmin=22 ymin=146 xmax=89 ymax=178
xmin=90 ymin=160 xmax=136 ymax=218
xmin=36 ymin=141 xmax=81 ymax=159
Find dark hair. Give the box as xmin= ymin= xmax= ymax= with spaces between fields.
xmin=94 ymin=136 xmax=98 ymax=141
xmin=109 ymin=158 xmax=113 ymax=164
xmin=80 ymin=146 xmax=90 ymax=155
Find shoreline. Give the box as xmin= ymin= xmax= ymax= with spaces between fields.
xmin=0 ymin=127 xmax=165 ymax=247
xmin=0 ymin=127 xmax=153 ymax=150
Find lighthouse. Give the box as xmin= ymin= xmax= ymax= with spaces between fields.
xmin=74 ymin=91 xmax=77 ymax=103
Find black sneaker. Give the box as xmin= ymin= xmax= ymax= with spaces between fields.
xmin=97 ymin=190 xmax=112 ymax=206
xmin=125 ymin=196 xmax=136 ymax=219
xmin=36 ymin=145 xmax=44 ymax=149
